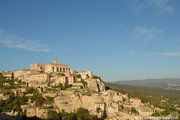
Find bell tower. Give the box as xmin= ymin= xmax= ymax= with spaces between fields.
xmin=53 ymin=59 xmax=59 ymax=64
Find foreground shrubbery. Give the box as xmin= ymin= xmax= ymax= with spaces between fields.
xmin=48 ymin=107 xmax=101 ymax=120
xmin=0 ymin=94 xmax=28 ymax=113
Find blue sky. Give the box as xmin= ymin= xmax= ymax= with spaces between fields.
xmin=0 ymin=0 xmax=180 ymax=82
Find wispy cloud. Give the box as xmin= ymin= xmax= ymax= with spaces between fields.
xmin=155 ymin=52 xmax=180 ymax=57
xmin=130 ymin=0 xmax=173 ymax=14
xmin=130 ymin=50 xmax=136 ymax=55
xmin=0 ymin=30 xmax=50 ymax=52
xmin=148 ymin=0 xmax=173 ymax=14
xmin=131 ymin=26 xmax=162 ymax=45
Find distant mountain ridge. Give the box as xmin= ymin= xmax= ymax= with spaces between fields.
xmin=112 ymin=78 xmax=180 ymax=89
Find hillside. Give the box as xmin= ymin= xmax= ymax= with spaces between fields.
xmin=112 ymin=78 xmax=180 ymax=90
xmin=106 ymin=82 xmax=180 ymax=99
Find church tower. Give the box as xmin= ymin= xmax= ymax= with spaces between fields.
xmin=53 ymin=59 xmax=59 ymax=64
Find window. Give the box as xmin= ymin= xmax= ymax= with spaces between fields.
xmin=52 ymin=67 xmax=54 ymax=72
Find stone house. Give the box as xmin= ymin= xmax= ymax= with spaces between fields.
xmin=113 ymin=95 xmax=123 ymax=102
xmin=77 ymin=71 xmax=93 ymax=79
xmin=130 ymin=98 xmax=141 ymax=107
xmin=107 ymin=106 xmax=118 ymax=113
xmin=1 ymin=71 xmax=13 ymax=79
xmin=14 ymin=69 xmax=31 ymax=79
xmin=95 ymin=102 xmax=105 ymax=110
xmin=24 ymin=73 xmax=50 ymax=83
xmin=30 ymin=59 xmax=70 ymax=74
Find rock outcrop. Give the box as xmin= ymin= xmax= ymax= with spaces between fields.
xmin=85 ymin=79 xmax=105 ymax=92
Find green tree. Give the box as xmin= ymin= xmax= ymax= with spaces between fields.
xmin=81 ymin=80 xmax=87 ymax=87
xmin=96 ymin=107 xmax=101 ymax=113
xmin=35 ymin=94 xmax=46 ymax=107
xmin=48 ymin=111 xmax=61 ymax=120
xmin=101 ymin=106 xmax=107 ymax=119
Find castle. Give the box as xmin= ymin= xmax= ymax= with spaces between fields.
xmin=2 ymin=59 xmax=93 ymax=89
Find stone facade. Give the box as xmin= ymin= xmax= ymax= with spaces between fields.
xmin=1 ymin=59 xmax=96 ymax=90
xmin=1 ymin=71 xmax=13 ymax=79
xmin=30 ymin=59 xmax=69 ymax=74
xmin=77 ymin=71 xmax=93 ymax=79
xmin=24 ymin=73 xmax=50 ymax=83
xmin=14 ymin=69 xmax=31 ymax=79
xmin=130 ymin=98 xmax=141 ymax=107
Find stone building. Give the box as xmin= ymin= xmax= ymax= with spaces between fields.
xmin=14 ymin=69 xmax=31 ymax=79
xmin=77 ymin=71 xmax=93 ymax=79
xmin=24 ymin=73 xmax=50 ymax=83
xmin=1 ymin=59 xmax=94 ymax=88
xmin=1 ymin=71 xmax=13 ymax=79
xmin=30 ymin=59 xmax=70 ymax=74
xmin=130 ymin=98 xmax=141 ymax=107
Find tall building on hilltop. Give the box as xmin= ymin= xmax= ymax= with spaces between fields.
xmin=30 ymin=59 xmax=69 ymax=73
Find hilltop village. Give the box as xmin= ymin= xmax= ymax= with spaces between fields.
xmin=0 ymin=60 xmax=177 ymax=120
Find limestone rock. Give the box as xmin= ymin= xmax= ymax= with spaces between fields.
xmin=85 ymin=79 xmax=105 ymax=92
xmin=36 ymin=108 xmax=48 ymax=119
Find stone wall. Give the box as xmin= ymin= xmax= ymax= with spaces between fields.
xmin=78 ymin=71 xmax=93 ymax=79
xmin=14 ymin=69 xmax=31 ymax=79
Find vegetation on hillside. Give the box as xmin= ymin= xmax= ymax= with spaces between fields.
xmin=47 ymin=107 xmax=102 ymax=120
xmin=105 ymin=82 xmax=180 ymax=116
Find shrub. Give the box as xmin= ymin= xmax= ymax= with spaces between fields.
xmin=35 ymin=94 xmax=46 ymax=107
xmin=152 ymin=111 xmax=161 ymax=116
xmin=48 ymin=111 xmax=61 ymax=120
xmin=131 ymin=107 xmax=138 ymax=114
xmin=76 ymin=75 xmax=81 ymax=78
xmin=96 ymin=107 xmax=101 ymax=113
xmin=81 ymin=80 xmax=87 ymax=87
xmin=57 ymin=73 xmax=65 ymax=76
xmin=45 ymin=96 xmax=54 ymax=103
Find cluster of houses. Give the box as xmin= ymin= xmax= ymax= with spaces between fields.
xmin=0 ymin=59 xmax=93 ymax=88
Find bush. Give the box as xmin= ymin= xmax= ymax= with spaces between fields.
xmin=26 ymin=87 xmax=37 ymax=94
xmin=52 ymin=83 xmax=64 ymax=89
xmin=76 ymin=75 xmax=81 ymax=78
xmin=131 ymin=107 xmax=138 ymax=114
xmin=57 ymin=73 xmax=65 ymax=76
xmin=35 ymin=94 xmax=46 ymax=107
xmin=45 ymin=96 xmax=54 ymax=103
xmin=93 ymin=75 xmax=102 ymax=81
xmin=152 ymin=111 xmax=161 ymax=116
xmin=81 ymin=80 xmax=87 ymax=87
xmin=48 ymin=111 xmax=61 ymax=120
xmin=96 ymin=107 xmax=101 ymax=113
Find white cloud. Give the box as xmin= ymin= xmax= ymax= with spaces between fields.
xmin=0 ymin=30 xmax=50 ymax=52
xmin=130 ymin=0 xmax=173 ymax=14
xmin=155 ymin=52 xmax=180 ymax=57
xmin=147 ymin=0 xmax=173 ymax=14
xmin=132 ymin=26 xmax=162 ymax=45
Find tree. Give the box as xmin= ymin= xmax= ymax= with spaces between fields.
xmin=96 ymin=107 xmax=101 ymax=113
xmin=131 ymin=107 xmax=138 ymax=114
xmin=81 ymin=80 xmax=87 ymax=87
xmin=101 ymin=106 xmax=107 ymax=119
xmin=35 ymin=94 xmax=46 ymax=107
xmin=76 ymin=75 xmax=81 ymax=78
xmin=47 ymin=111 xmax=61 ymax=120
xmin=76 ymin=107 xmax=89 ymax=120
